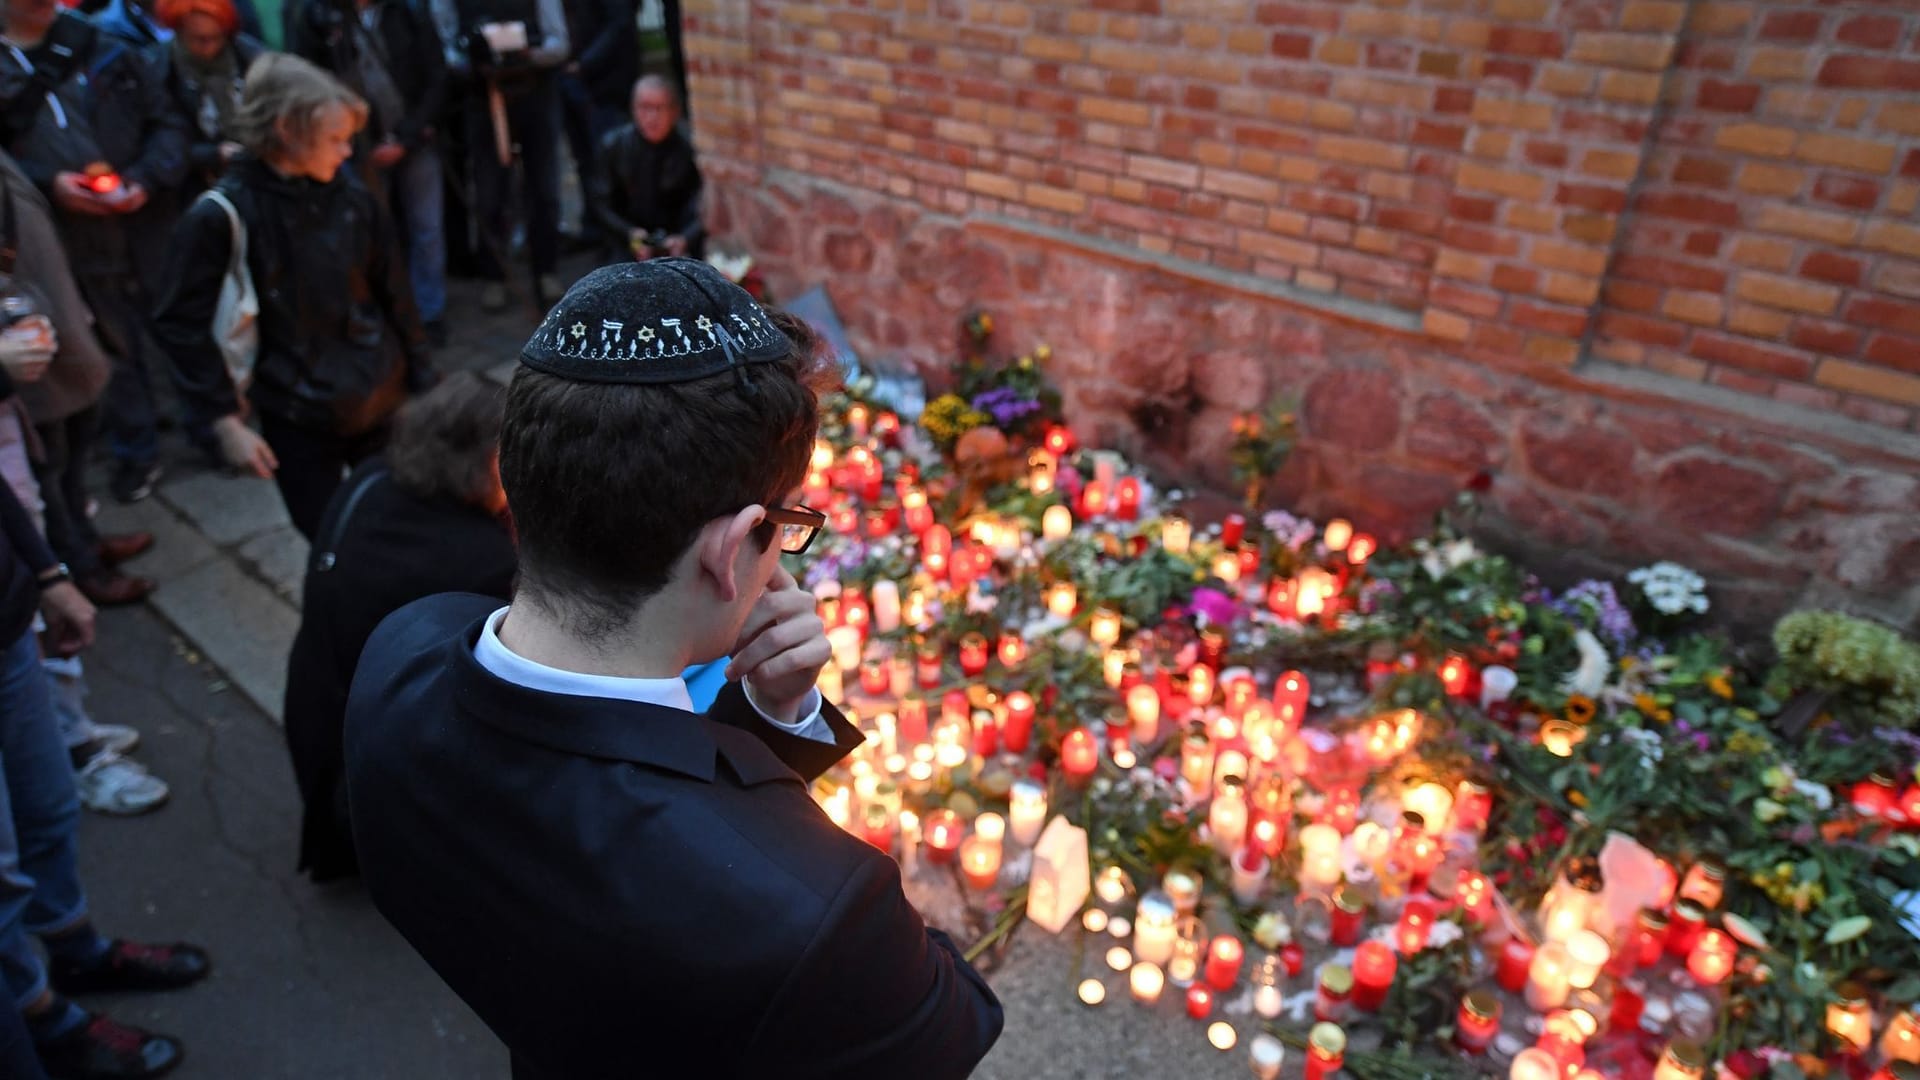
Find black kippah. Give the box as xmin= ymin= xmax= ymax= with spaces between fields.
xmin=519 ymin=259 xmax=790 ymax=384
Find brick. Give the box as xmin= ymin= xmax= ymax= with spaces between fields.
xmin=1270 ymin=32 xmax=1314 ymax=59
xmin=1663 ymin=290 xmax=1725 ymax=326
xmin=1267 ymin=208 xmax=1310 ymax=235
xmin=1877 ymin=261 xmax=1920 ymax=300
xmin=1542 ymin=273 xmax=1601 ymax=306
xmin=1757 ymin=10 xmax=1824 ymax=43
xmin=1865 ymin=221 xmax=1920 ymax=259
xmin=1510 ymin=300 xmax=1589 ymax=338
xmin=1024 ymin=183 xmax=1088 ymax=214
xmin=1673 ymin=156 xmax=1733 ymax=187
xmin=1799 ymin=250 xmax=1865 ymax=287
xmin=1763 ymin=87 xmax=1836 ymax=123
xmin=1714 ymin=123 xmax=1797 ymax=158
xmin=1563 ymin=215 xmax=1618 ymax=245
xmin=1423 ymin=308 xmax=1473 ymax=343
xmin=1491 ymin=263 xmax=1538 ymax=295
xmin=1696 ymin=79 xmax=1761 ymax=112
xmin=1539 ymin=64 xmax=1595 ymax=97
xmin=1735 ymin=272 xmax=1842 ymax=316
xmin=1487 ymin=26 xmax=1564 ymax=58
xmin=1506 ymin=204 xmax=1559 ymax=234
xmin=1880 ymin=103 xmax=1920 ymax=137
xmin=1458 ymin=161 xmax=1546 ymax=200
xmin=1317 ymin=136 xmax=1408 ymax=170
xmin=1836 ymin=98 xmax=1871 ymax=129
xmin=1817 ymin=359 xmax=1920 ymax=405
xmin=1201 ymin=170 xmax=1280 ymax=202
xmin=1893 ymin=181 xmax=1920 ymax=216
xmin=1754 ymin=204 xmax=1860 ymax=245
xmin=1490 ymin=0 xmax=1549 ymax=18
xmin=1533 ymin=240 xmax=1609 ymax=277
xmin=1796 ymin=132 xmax=1899 ymax=173
xmin=1622 ymin=0 xmax=1685 ymax=33
xmin=1600 ymin=311 xmax=1687 ymax=348
xmin=1812 ymin=173 xmax=1882 ymax=211
xmin=1021 ymin=35 xmax=1085 ymax=62
xmin=1836 ymin=14 xmax=1905 ymax=51
xmin=1524 ymin=140 xmax=1569 ymax=169
xmin=1818 ymin=55 xmax=1920 ymax=91
xmin=1737 ymin=162 xmax=1804 ymax=197
xmin=1791 ymin=319 xmax=1862 ymax=356
xmin=1615 ymin=253 xmax=1728 ymax=291
xmin=1908 ymin=150 xmax=1920 ymax=181
xmin=1689 ymin=332 xmax=1816 ymax=380
xmin=1637 ymin=191 xmax=1740 ymax=226
xmin=1318 ymin=37 xmax=1360 ymax=65
xmin=1849 ymin=297 xmax=1920 ymax=336
xmin=1410 ymin=120 xmax=1466 ymax=151
xmin=1747 ymin=48 xmax=1808 ymax=81
xmin=1692 ymin=2 xmax=1751 ymax=35
xmin=1569 ymin=32 xmax=1673 ymax=71
xmin=1728 ymin=303 xmax=1792 ymax=337
xmin=1237 ymin=230 xmax=1320 ymax=266
xmin=1433 ymin=280 xmax=1504 ymax=319
xmin=1728 ymin=235 xmax=1794 ymax=272
xmin=1685 ymin=230 xmax=1724 ymax=258
xmin=1434 ymin=249 xmax=1492 ymax=282
xmin=1601 ymin=70 xmax=1663 ymax=106
xmin=1080 ymin=97 xmax=1153 ymax=125
xmin=1558 ymin=183 xmax=1628 ymax=213
xmin=964 ymin=170 xmax=1023 ymax=199
xmin=1526 ymin=335 xmax=1582 ymax=365
xmin=1582 ymin=149 xmax=1641 ymax=181
xmin=1864 ymin=333 xmax=1920 ymax=375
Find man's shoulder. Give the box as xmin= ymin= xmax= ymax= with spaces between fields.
xmin=351 ymin=593 xmax=493 ymax=697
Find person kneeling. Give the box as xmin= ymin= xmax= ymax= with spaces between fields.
xmin=586 ymin=75 xmax=704 ymax=263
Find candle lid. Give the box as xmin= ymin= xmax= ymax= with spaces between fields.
xmin=1319 ymin=964 xmax=1353 ymax=995
xmin=1693 ymin=859 xmax=1725 ymax=883
xmin=1136 ymin=891 xmax=1176 ymax=923
xmin=1332 ymin=885 xmax=1367 ymax=915
xmin=1672 ymin=898 xmax=1707 ymax=921
xmin=1463 ymin=989 xmax=1500 ymax=1021
xmin=1308 ymin=1022 xmax=1347 ymax=1056
xmin=1638 ymin=907 xmax=1670 ymax=931
xmin=1663 ymin=1041 xmax=1707 ymax=1070
xmin=1834 ymin=980 xmax=1869 ymax=1006
xmin=1890 ymin=1065 xmax=1920 ymax=1080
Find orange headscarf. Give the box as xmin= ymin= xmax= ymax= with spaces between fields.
xmin=154 ymin=0 xmax=239 ymax=34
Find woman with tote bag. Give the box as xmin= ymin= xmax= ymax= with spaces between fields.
xmin=154 ymin=53 xmax=434 ymax=540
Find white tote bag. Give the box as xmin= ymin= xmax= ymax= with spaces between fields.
xmin=198 ymin=190 xmax=259 ymax=390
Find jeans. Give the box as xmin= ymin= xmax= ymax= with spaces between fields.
xmin=43 ymin=657 xmax=88 ymax=752
xmin=389 ymin=146 xmax=448 ymax=324
xmin=0 ymin=630 xmax=88 ymax=1010
xmin=32 ymin=409 xmax=102 ymax=578
xmin=465 ymin=78 xmax=563 ymax=281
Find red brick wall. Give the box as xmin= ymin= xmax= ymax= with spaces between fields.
xmin=686 ymin=0 xmax=1920 ymax=627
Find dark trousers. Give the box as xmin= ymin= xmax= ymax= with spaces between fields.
xmin=663 ymin=0 xmax=687 ymax=118
xmin=76 ymin=276 xmax=159 ymax=469
xmin=258 ymin=412 xmax=384 ymax=542
xmin=558 ymin=75 xmax=627 ymax=224
xmin=31 ymin=409 xmax=102 ymax=578
xmin=464 ymin=79 xmax=563 ymax=282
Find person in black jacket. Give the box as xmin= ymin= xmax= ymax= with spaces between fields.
xmin=152 ymin=54 xmax=433 ymax=541
xmin=0 ymin=478 xmax=212 ymax=1080
xmin=587 ymin=75 xmax=702 ymax=263
xmin=151 ymin=0 xmax=266 ymax=195
xmin=288 ymin=0 xmax=451 ymax=339
xmin=284 ymin=372 xmax=514 ymax=882
xmin=346 ymin=261 xmax=1003 ymax=1079
xmin=0 ymin=0 xmax=189 ymax=507
xmin=555 ymin=0 xmax=631 ymax=221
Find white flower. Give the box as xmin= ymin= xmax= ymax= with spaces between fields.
xmin=1563 ymin=629 xmax=1611 ymax=697
xmin=1427 ymin=920 xmax=1464 ymax=949
xmin=1420 ymin=538 xmax=1482 ymax=580
xmin=1629 ymin=561 xmax=1708 ymax=615
xmin=1619 ymin=728 xmax=1664 ymax=767
xmin=1792 ymin=779 xmax=1833 ymax=810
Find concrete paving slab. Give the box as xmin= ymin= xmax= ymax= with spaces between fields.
xmin=159 ymin=471 xmax=292 ymax=547
xmin=93 ymin=497 xmax=224 ymax=583
xmin=148 ymin=556 xmax=299 ymax=723
xmin=238 ymin=526 xmax=310 ymax=604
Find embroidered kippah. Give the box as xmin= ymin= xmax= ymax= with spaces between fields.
xmin=519 ymin=258 xmax=790 ymax=384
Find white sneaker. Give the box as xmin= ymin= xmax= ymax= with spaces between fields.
xmin=75 ymin=752 xmax=170 ymax=815
xmin=78 ymin=720 xmax=140 ymax=756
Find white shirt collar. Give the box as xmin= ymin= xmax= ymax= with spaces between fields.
xmin=473 ymin=605 xmax=694 ymax=712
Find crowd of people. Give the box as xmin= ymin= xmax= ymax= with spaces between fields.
xmin=0 ymin=0 xmax=715 ymax=1072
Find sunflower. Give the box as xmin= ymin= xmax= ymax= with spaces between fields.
xmin=1564 ymin=695 xmax=1596 ymax=726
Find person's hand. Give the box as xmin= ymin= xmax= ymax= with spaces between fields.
xmin=219 ymin=141 xmax=245 ymax=164
xmin=39 ymin=580 xmax=95 ymax=657
xmin=110 ymin=182 xmax=149 ymax=213
xmin=725 ymin=563 xmax=829 ymax=725
xmin=371 ymin=140 xmax=407 ymax=169
xmin=0 ymin=316 xmax=56 ymax=383
xmin=214 ymin=415 xmax=278 ymax=477
xmin=51 ymin=172 xmax=114 ymax=216
xmin=662 ymin=234 xmax=688 ymax=257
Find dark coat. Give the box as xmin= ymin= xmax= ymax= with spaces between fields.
xmin=586 ymin=124 xmax=703 ymax=256
xmin=0 ymin=462 xmax=56 ymax=647
xmin=152 ymin=158 xmax=431 ymax=434
xmin=151 ymin=35 xmax=268 ymax=193
xmin=284 ymin=458 xmax=516 ymax=880
xmin=288 ymin=0 xmax=449 ymax=152
xmin=344 ymin=593 xmax=1005 ymax=1080
xmin=561 ymin=0 xmax=635 ymax=105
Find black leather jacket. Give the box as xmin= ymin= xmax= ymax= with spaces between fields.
xmin=152 ymin=159 xmax=431 ymax=433
xmin=587 ymin=125 xmax=704 ymax=254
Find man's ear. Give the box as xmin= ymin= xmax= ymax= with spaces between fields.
xmin=698 ymin=505 xmax=765 ymax=605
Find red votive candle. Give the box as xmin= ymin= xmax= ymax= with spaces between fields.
xmin=1221 ymin=513 xmax=1246 ymax=548
xmin=1330 ymin=885 xmax=1366 ymax=946
xmin=1457 ymin=989 xmax=1501 ymax=1054
xmin=1280 ymin=941 xmax=1305 ymax=978
xmin=1352 ymin=941 xmax=1396 ymax=1012
xmin=897 ymin=696 xmax=928 ymax=745
xmin=1609 ymin=983 xmax=1645 ymax=1033
xmin=1185 ymin=984 xmax=1213 ymax=1020
xmin=1115 ymin=477 xmax=1141 ymax=522
xmin=1060 ymin=729 xmax=1098 ymax=786
xmin=1001 ymin=691 xmax=1036 ymax=753
xmin=957 ymin=633 xmax=989 ymax=678
xmin=1496 ymin=938 xmax=1535 ymax=994
xmin=1204 ymin=935 xmax=1244 ymax=991
xmin=971 ymin=709 xmax=999 ymax=758
xmin=922 ymin=809 xmax=961 ymax=864
xmin=1395 ymin=897 xmax=1436 ymax=955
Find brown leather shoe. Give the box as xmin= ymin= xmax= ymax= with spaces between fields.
xmin=96 ymin=532 xmax=155 ymax=567
xmin=78 ymin=571 xmax=156 ymax=607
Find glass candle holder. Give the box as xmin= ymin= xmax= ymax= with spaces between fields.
xmin=1351 ymin=941 xmax=1397 ymax=1012
xmin=1132 ymin=892 xmax=1178 ymax=966
xmin=1251 ymin=953 xmax=1286 ymax=1019
xmin=1882 ymin=1005 xmax=1920 ymax=1063
xmin=1315 ymin=964 xmax=1353 ymax=1022
xmin=922 ymin=809 xmax=962 ymax=864
xmin=1564 ymin=929 xmax=1609 ymax=989
xmin=1129 ymin=961 xmax=1165 ymax=1006
xmin=1667 ymin=899 xmax=1707 ymax=958
xmin=1205 ymin=935 xmax=1244 ymax=991
xmin=1330 ymin=884 xmax=1367 ymax=946
xmin=1652 ymin=1040 xmax=1707 ymax=1080
xmin=1679 ymin=859 xmax=1726 ymax=910
xmin=1826 ymin=983 xmax=1872 ymax=1053
xmin=1526 ymin=942 xmax=1573 ymax=1011
xmin=1636 ymin=907 xmax=1670 ymax=967
xmin=1685 ymin=929 xmax=1734 ymax=986
xmin=1303 ymin=1023 xmax=1344 ymax=1080
xmin=1497 ymin=938 xmax=1535 ymax=994
xmin=1169 ymin=916 xmax=1207 ymax=986
xmin=1458 ymin=989 xmax=1502 ymax=1053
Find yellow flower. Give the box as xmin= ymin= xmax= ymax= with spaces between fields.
xmin=1564 ymin=695 xmax=1596 ymax=726
xmin=1035 ymin=344 xmax=1052 ymax=361
xmin=1633 ymin=693 xmax=1658 ymax=716
xmin=1706 ymin=672 xmax=1734 ymax=699
xmin=1568 ymin=790 xmax=1588 ymax=808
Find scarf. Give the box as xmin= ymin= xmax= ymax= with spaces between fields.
xmin=172 ymin=36 xmax=241 ymax=141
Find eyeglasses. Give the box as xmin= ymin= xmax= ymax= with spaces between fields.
xmin=763 ymin=504 xmax=827 ymax=555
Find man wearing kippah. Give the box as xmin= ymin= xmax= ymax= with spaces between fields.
xmin=344 ymin=259 xmax=1005 ymax=1079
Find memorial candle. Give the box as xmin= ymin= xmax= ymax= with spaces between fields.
xmin=1439 ymin=653 xmax=1472 ymax=696
xmin=1209 ymin=778 xmax=1248 ymax=853
xmin=1162 ymin=513 xmax=1192 ymax=554
xmin=1324 ymin=518 xmax=1353 ymax=552
xmin=1395 ymin=897 xmax=1436 ymax=954
xmin=1210 ymin=552 xmax=1240 ymax=584
xmin=1457 ymin=990 xmax=1501 ymax=1053
xmin=1679 ymin=859 xmax=1726 ymax=910
xmin=1565 ymin=930 xmax=1609 ymax=989
xmin=1002 ymin=691 xmax=1036 ymax=753
xmin=1061 ymin=728 xmax=1098 ymax=785
xmin=1316 ymin=965 xmax=1353 ymax=1022
xmin=1045 ymin=581 xmax=1077 ymax=618
xmin=1826 ymin=984 xmax=1872 ymax=1053
xmin=1274 ymin=669 xmax=1309 ymax=721
xmin=1652 ymin=1041 xmax=1707 ymax=1080
xmin=1883 ymin=1007 xmax=1920 ymax=1063
xmin=1089 ymin=607 xmax=1122 ymax=647
xmin=870 ymin=580 xmax=901 ymax=633
xmin=957 ymin=633 xmax=989 ymax=677
xmin=1076 ymin=979 xmax=1105 ymax=1007
xmin=1188 ymin=664 xmax=1216 ymax=708
xmin=1348 ymin=533 xmax=1377 ymax=564
xmin=1303 ymin=1023 xmax=1343 ymax=1080
xmin=996 ymin=633 xmax=1027 ymax=669
xmin=1185 ymin=984 xmax=1213 ymax=1020
xmin=1125 ymin=684 xmax=1161 ymax=744
xmin=1352 ymin=941 xmax=1397 ymax=1011
xmin=1007 ymin=780 xmax=1047 ymax=846
xmin=1221 ymin=513 xmax=1246 ymax=548
xmin=1115 ymin=477 xmax=1141 ymax=521
xmin=1204 ymin=935 xmax=1244 ymax=990
xmin=902 ymin=488 xmax=933 ymax=534
xmin=1511 ymin=1048 xmax=1560 ymax=1080
xmin=959 ymin=836 xmax=1000 ymax=890
xmin=1129 ymin=962 xmax=1165 ymax=1006
xmin=1133 ymin=893 xmax=1177 ymax=965
xmin=1526 ymin=942 xmax=1573 ymax=1010
xmin=1330 ymin=885 xmax=1366 ymax=946
xmin=1230 ymin=846 xmax=1269 ymax=905
xmin=1686 ymin=929 xmax=1734 ymax=985
xmin=922 ymin=809 xmax=962 ymax=864
xmin=1253 ymin=1034 xmax=1288 ymax=1080
xmin=1208 ymin=1022 xmax=1236 ymax=1052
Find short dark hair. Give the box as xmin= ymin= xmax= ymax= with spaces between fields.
xmin=499 ymin=310 xmax=834 ymax=638
xmin=387 ymin=371 xmax=505 ymax=508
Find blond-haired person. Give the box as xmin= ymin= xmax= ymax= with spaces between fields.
xmin=153 ymin=53 xmax=434 ymax=541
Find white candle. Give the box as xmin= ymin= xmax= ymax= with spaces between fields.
xmin=1102 ymin=648 xmax=1128 ymax=688
xmin=1089 ymin=607 xmax=1122 ymax=647
xmin=1480 ymin=664 xmax=1517 ymax=707
xmin=1077 ymin=978 xmax=1106 ymax=1006
xmin=1250 ymin=1033 xmax=1285 ymax=1079
xmin=1129 ymin=961 xmax=1165 ymax=1005
xmin=1133 ymin=894 xmax=1177 ymax=965
xmin=1008 ymin=780 xmax=1047 ymax=846
xmin=1403 ymin=783 xmax=1454 ymax=830
xmin=1565 ymin=929 xmax=1609 ymax=990
xmin=1209 ymin=787 xmax=1248 ymax=854
xmin=827 ymin=626 xmax=863 ymax=673
xmin=1253 ymin=983 xmax=1283 ymax=1019
xmin=1298 ymin=823 xmax=1343 ymax=892
xmin=1323 ymin=518 xmax=1353 ymax=552
xmin=1045 ymin=581 xmax=1077 ymax=619
xmin=973 ymin=812 xmax=1006 ymax=849
xmin=1127 ymin=684 xmax=1161 ymax=743
xmin=1208 ymin=1022 xmax=1236 ymax=1051
xmin=870 ymin=581 xmax=901 ymax=633
xmin=1161 ymin=514 xmax=1191 ymax=555
xmin=1083 ymin=909 xmax=1109 ymax=933
xmin=1106 ymin=946 xmax=1133 ymax=971
xmin=1526 ymin=941 xmax=1573 ymax=1011
xmin=1230 ymin=849 xmax=1268 ymax=905
xmin=1042 ymin=505 xmax=1073 ymax=542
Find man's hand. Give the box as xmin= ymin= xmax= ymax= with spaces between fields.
xmin=109 ymin=182 xmax=149 ymax=214
xmin=40 ymin=580 xmax=95 ymax=657
xmin=0 ymin=316 xmax=57 ymax=383
xmin=51 ymin=173 xmax=114 ymax=217
xmin=214 ymin=415 xmax=278 ymax=477
xmin=371 ymin=139 xmax=407 ymax=169
xmin=725 ymin=564 xmax=829 ymax=725
xmin=662 ymin=234 xmax=688 ymax=257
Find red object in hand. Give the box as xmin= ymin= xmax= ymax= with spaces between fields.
xmin=84 ymin=171 xmax=122 ymax=195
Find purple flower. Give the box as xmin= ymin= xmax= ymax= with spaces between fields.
xmin=1551 ymin=580 xmax=1637 ymax=654
xmin=970 ymin=387 xmax=1042 ymax=428
xmin=1188 ymin=587 xmax=1240 ymax=627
